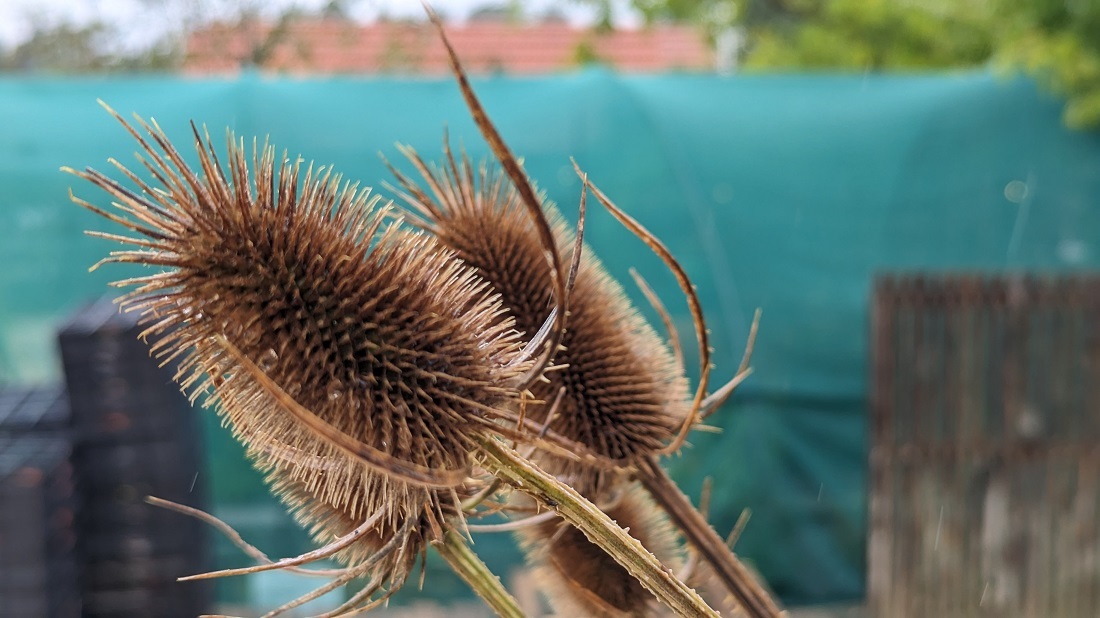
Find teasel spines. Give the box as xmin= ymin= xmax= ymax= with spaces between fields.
xmin=390 ymin=146 xmax=690 ymax=498
xmin=65 ymin=108 xmax=530 ymax=590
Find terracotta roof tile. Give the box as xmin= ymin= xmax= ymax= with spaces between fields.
xmin=184 ymin=19 xmax=713 ymax=75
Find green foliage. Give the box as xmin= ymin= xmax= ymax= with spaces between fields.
xmin=0 ymin=21 xmax=179 ymax=73
xmin=0 ymin=23 xmax=109 ymax=72
xmin=741 ymin=0 xmax=995 ymax=71
xmin=572 ymin=37 xmax=605 ymax=67
xmin=5 ymin=23 xmax=123 ymax=73
xmin=627 ymin=0 xmax=1100 ymax=129
xmin=993 ymin=0 xmax=1100 ymax=129
xmin=628 ymin=0 xmax=739 ymax=43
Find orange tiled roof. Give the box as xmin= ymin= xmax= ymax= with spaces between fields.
xmin=184 ymin=19 xmax=713 ymax=75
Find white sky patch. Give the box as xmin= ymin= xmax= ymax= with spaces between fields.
xmin=0 ymin=0 xmax=641 ymax=51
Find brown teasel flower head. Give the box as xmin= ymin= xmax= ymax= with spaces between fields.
xmin=388 ymin=145 xmax=690 ymax=498
xmin=64 ymin=110 xmax=531 ymax=590
xmin=518 ymin=482 xmax=683 ymax=617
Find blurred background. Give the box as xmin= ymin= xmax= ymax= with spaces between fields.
xmin=1 ymin=0 xmax=1099 ymax=616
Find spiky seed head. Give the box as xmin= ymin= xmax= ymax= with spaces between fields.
xmin=518 ymin=483 xmax=682 ymax=617
xmin=391 ymin=146 xmax=690 ymax=497
xmin=67 ymin=112 xmax=529 ymax=581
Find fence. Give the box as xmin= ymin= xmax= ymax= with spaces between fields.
xmin=869 ymin=275 xmax=1100 ymax=616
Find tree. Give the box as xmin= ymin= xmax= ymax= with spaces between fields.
xmin=0 ymin=21 xmax=179 ymax=73
xmin=738 ymin=0 xmax=995 ymax=71
xmin=992 ymin=0 xmax=1100 ymax=129
xmin=0 ymin=22 xmax=114 ymax=73
xmin=0 ymin=0 xmax=325 ymax=75
xmin=619 ymin=0 xmax=1100 ymax=129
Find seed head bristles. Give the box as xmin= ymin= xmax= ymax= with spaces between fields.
xmin=65 ymin=105 xmax=538 ymax=612
xmin=389 ymin=146 xmax=690 ymax=498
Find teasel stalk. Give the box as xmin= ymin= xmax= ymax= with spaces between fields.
xmin=515 ymin=482 xmax=682 ymax=617
xmin=472 ymin=435 xmax=717 ymax=617
xmin=397 ymin=9 xmax=785 ymax=618
xmin=66 ymin=102 xmax=718 ymax=616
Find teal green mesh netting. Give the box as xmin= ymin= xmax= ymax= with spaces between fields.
xmin=2 ymin=70 xmax=1098 ymax=607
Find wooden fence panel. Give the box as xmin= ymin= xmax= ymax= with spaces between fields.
xmin=869 ymin=275 xmax=1100 ymax=617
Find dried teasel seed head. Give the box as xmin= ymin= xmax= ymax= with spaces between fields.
xmin=389 ymin=145 xmax=690 ymax=497
xmin=518 ymin=482 xmax=682 ymax=617
xmin=65 ymin=108 xmax=531 ymax=588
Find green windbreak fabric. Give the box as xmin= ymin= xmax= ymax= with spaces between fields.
xmin=2 ymin=70 xmax=1098 ymax=606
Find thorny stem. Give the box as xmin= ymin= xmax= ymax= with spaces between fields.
xmin=473 ymin=434 xmax=719 ymax=618
xmin=433 ymin=530 xmax=524 ymax=618
xmin=637 ymin=457 xmax=786 ymax=618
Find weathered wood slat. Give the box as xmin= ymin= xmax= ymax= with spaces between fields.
xmin=869 ymin=275 xmax=1100 ymax=617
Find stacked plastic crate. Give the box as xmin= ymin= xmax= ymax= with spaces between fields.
xmin=0 ymin=386 xmax=81 ymax=617
xmin=58 ymin=299 xmax=211 ymax=617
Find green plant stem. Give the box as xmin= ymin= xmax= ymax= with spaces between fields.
xmin=433 ymin=530 xmax=524 ymax=618
xmin=474 ymin=434 xmax=719 ymax=618
xmin=637 ymin=456 xmax=785 ymax=618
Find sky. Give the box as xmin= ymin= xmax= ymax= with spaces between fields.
xmin=0 ymin=0 xmax=640 ymax=51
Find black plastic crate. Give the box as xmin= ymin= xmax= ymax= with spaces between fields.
xmin=78 ymin=532 xmax=193 ymax=563
xmin=0 ymin=594 xmax=48 ymax=617
xmin=0 ymin=436 xmax=82 ymax=617
xmin=72 ymin=440 xmax=202 ymax=489
xmin=73 ymin=442 xmax=206 ymax=562
xmin=81 ymin=553 xmax=206 ymax=590
xmin=0 ymin=586 xmax=80 ymax=618
xmin=0 ymin=385 xmax=70 ymax=435
xmin=58 ymin=299 xmax=196 ymax=445
xmin=76 ymin=500 xmax=206 ymax=563
xmin=60 ymin=382 xmax=194 ymax=445
xmin=81 ymin=580 xmax=209 ymax=618
xmin=58 ymin=298 xmax=213 ymax=616
xmin=0 ymin=559 xmax=79 ymax=595
xmin=79 ymin=485 xmax=202 ymax=531
xmin=0 ymin=437 xmax=79 ymax=552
